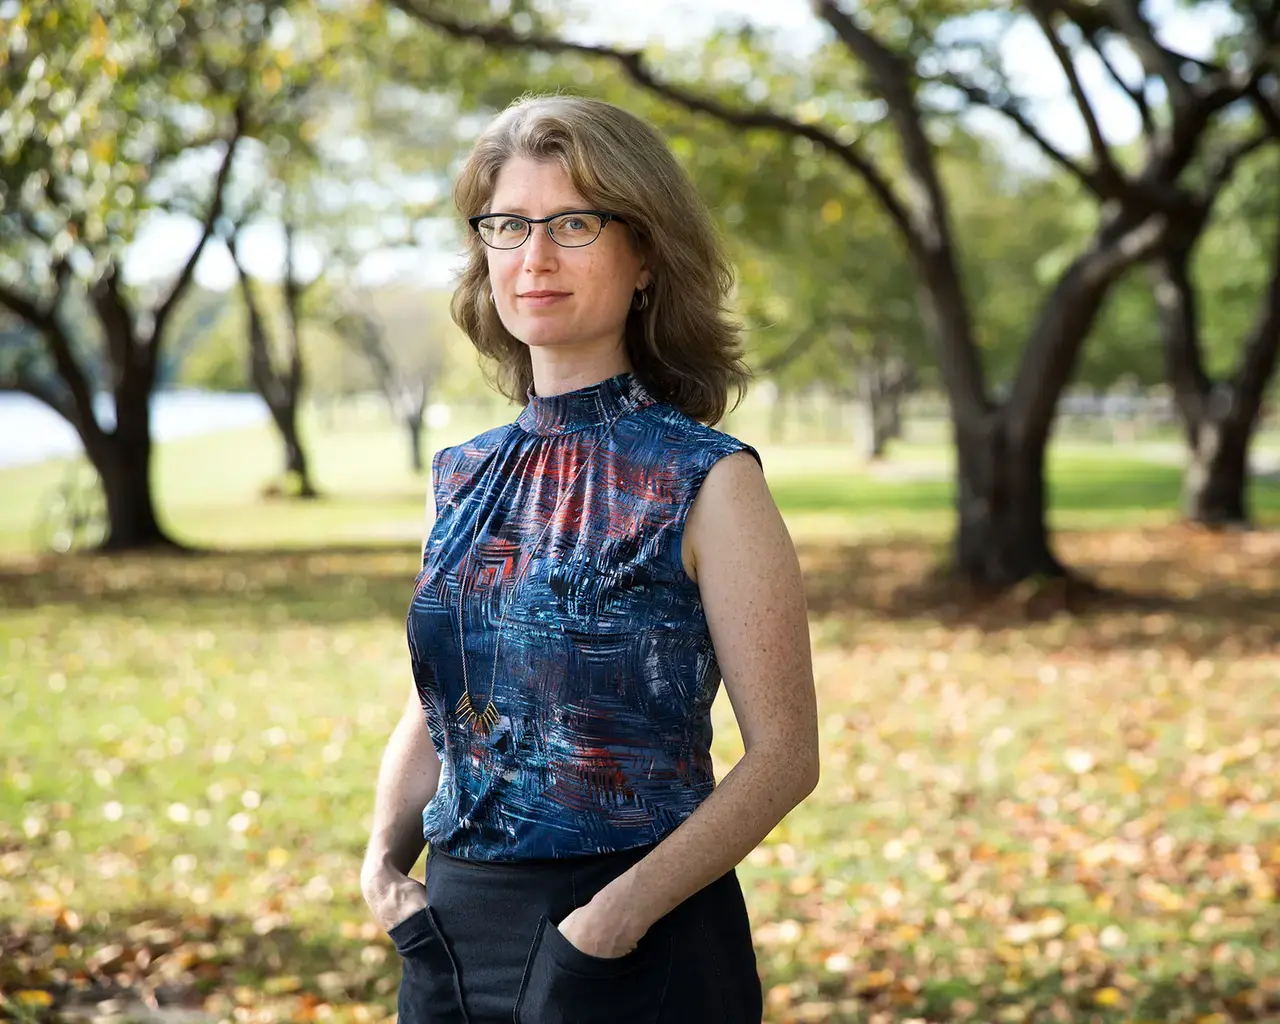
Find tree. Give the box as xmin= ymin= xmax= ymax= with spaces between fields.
xmin=228 ymin=215 xmax=320 ymax=497
xmin=1154 ymin=130 xmax=1280 ymax=525
xmin=386 ymin=0 xmax=1277 ymax=587
xmin=0 ymin=1 xmax=254 ymax=549
xmin=329 ymin=285 xmax=445 ymax=473
xmin=730 ymin=129 xmax=931 ymax=456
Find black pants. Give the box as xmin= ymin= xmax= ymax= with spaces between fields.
xmin=388 ymin=841 xmax=763 ymax=1023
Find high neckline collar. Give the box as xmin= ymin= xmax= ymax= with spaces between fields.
xmin=516 ymin=372 xmax=657 ymax=437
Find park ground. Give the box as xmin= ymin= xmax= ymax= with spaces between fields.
xmin=1 ymin=402 xmax=1279 ymax=1024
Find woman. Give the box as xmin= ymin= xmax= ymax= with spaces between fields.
xmin=360 ymin=94 xmax=819 ymax=1024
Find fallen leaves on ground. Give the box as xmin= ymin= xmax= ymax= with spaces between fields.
xmin=1 ymin=526 xmax=1277 ymax=1022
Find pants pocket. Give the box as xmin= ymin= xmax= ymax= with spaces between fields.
xmin=390 ymin=906 xmax=469 ymax=1024
xmin=514 ymin=915 xmax=671 ymax=1024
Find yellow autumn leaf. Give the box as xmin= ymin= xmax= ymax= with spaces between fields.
xmin=1093 ymin=986 xmax=1122 ymax=1006
xmin=787 ymin=873 xmax=815 ymax=895
xmin=89 ymin=15 xmax=108 ymax=57
xmin=16 ymin=991 xmax=54 ymax=1008
xmin=851 ymin=968 xmax=894 ymax=993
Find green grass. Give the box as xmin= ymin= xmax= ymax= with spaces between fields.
xmin=3 ymin=404 xmax=1277 ymax=555
xmin=2 ymin=410 xmax=1279 ymax=1023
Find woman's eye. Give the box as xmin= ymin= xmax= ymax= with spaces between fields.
xmin=498 ymin=219 xmax=525 ymax=233
xmin=562 ymin=217 xmax=586 ymax=231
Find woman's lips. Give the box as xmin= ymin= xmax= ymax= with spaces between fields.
xmin=517 ymin=291 xmax=570 ymax=307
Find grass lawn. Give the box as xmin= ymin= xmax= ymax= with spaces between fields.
xmin=2 ymin=410 xmax=1279 ymax=1023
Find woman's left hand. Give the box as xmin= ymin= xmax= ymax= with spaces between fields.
xmin=555 ymin=899 xmax=644 ymax=959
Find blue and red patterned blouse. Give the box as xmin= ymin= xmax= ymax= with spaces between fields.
xmin=406 ymin=372 xmax=760 ymax=860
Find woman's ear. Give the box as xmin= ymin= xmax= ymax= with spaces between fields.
xmin=636 ymin=268 xmax=653 ymax=291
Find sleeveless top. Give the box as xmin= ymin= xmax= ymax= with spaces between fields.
xmin=405 ymin=372 xmax=761 ymax=860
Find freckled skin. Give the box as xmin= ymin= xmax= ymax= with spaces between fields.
xmin=576 ymin=450 xmax=820 ymax=956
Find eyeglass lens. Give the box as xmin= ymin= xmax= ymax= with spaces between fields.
xmin=477 ymin=213 xmax=605 ymax=249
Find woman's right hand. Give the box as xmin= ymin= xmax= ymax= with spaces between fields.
xmin=362 ymin=864 xmax=429 ymax=934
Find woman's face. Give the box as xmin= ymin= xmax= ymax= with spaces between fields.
xmin=485 ymin=156 xmax=649 ymax=360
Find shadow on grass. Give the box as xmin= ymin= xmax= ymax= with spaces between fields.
xmin=0 ymin=544 xmax=423 ymax=628
xmin=798 ymin=525 xmax=1280 ymax=654
xmin=2 ymin=525 xmax=1278 ymax=653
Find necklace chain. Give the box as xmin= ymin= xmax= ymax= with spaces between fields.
xmin=455 ymin=411 xmax=627 ymax=735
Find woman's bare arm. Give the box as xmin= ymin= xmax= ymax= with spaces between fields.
xmin=360 ymin=468 xmax=443 ymax=930
xmin=360 ymin=692 xmax=441 ymax=929
xmin=559 ymin=449 xmax=819 ymax=956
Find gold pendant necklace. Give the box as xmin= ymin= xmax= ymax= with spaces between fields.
xmin=454 ymin=410 xmax=627 ymax=736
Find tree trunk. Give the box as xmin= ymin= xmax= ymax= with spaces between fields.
xmin=235 ymin=253 xmax=319 ymax=500
xmin=270 ymin=400 xmax=318 ymax=498
xmin=872 ymin=386 xmax=903 ymax=452
xmin=1156 ymin=231 xmax=1280 ymax=530
xmin=406 ymin=412 xmax=425 ymax=474
xmin=1182 ymin=412 xmax=1250 ymax=525
xmin=85 ymin=403 xmax=175 ymax=551
xmin=954 ymin=418 xmax=1063 ymax=586
xmin=854 ymin=362 xmax=894 ymax=461
xmin=944 ymin=210 xmax=1168 ymax=587
xmin=852 ymin=398 xmax=894 ymax=461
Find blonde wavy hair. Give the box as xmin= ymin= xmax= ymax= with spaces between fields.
xmin=450 ymin=94 xmax=750 ymax=425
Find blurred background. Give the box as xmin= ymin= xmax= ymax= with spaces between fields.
xmin=2 ymin=1 xmax=1279 ymax=1022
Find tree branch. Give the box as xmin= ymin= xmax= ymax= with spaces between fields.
xmin=333 ymin=304 xmax=397 ymax=393
xmin=1251 ymin=78 xmax=1280 ymax=136
xmin=754 ymin=311 xmax=894 ymax=374
xmin=389 ymin=1 xmax=917 ymax=244
xmin=815 ymin=0 xmax=990 ymax=420
xmin=1262 ymin=0 xmax=1280 ymax=44
xmin=1024 ymin=1 xmax=1123 ymax=189
xmin=1202 ymin=131 xmax=1272 ymax=207
xmin=0 ymin=277 xmax=102 ymax=440
xmin=1232 ymin=201 xmax=1280 ymax=419
xmin=89 ymin=261 xmax=136 ymax=376
xmin=1082 ymin=27 xmax=1154 ymax=136
xmin=150 ymin=102 xmax=248 ymax=352
xmin=0 ymin=369 xmax=72 ymax=420
xmin=228 ymin=234 xmax=280 ymax=402
xmin=1008 ymin=210 xmax=1169 ymax=441
xmin=0 ymin=282 xmax=51 ymax=331
xmin=1101 ymin=0 xmax=1196 ymax=117
xmin=0 ymin=319 xmax=75 ymax=421
xmin=1152 ymin=244 xmax=1210 ymax=427
xmin=281 ymin=218 xmax=305 ymax=405
xmin=933 ymin=71 xmax=1106 ymax=196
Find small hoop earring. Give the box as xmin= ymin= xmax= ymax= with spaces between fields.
xmin=489 ymin=290 xmax=496 ymax=306
xmin=632 ymin=289 xmax=649 ymax=311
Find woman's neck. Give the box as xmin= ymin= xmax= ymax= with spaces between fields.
xmin=529 ymin=345 xmax=632 ymax=398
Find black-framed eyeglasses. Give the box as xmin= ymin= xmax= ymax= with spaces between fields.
xmin=467 ymin=210 xmax=626 ymax=250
